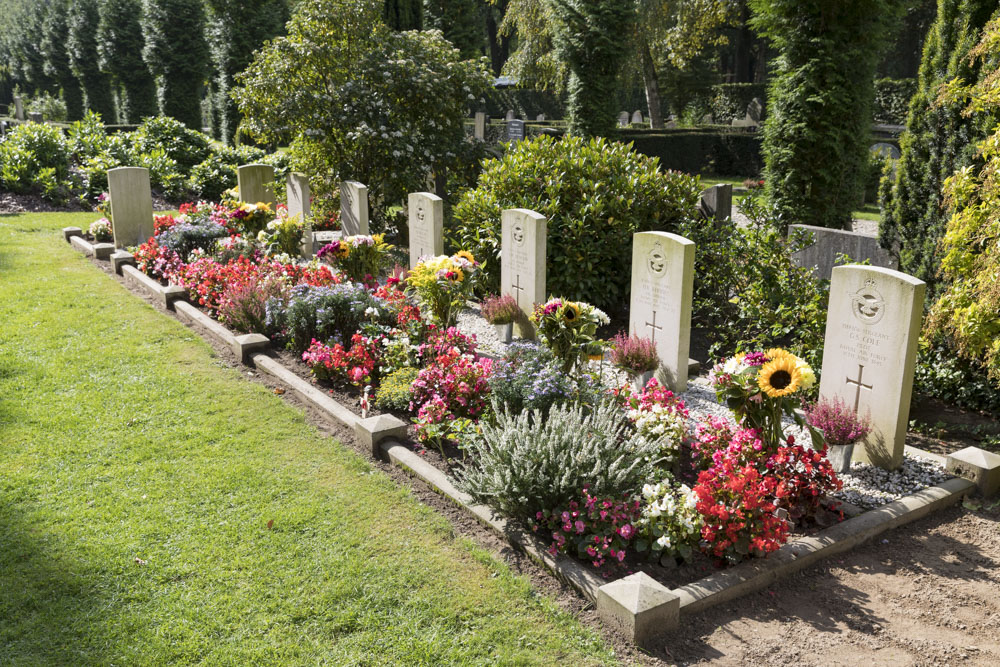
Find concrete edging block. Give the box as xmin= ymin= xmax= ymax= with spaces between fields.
xmin=110 ymin=250 xmax=136 ymax=275
xmin=121 ymin=265 xmax=187 ymax=309
xmin=93 ymin=243 xmax=115 ymax=260
xmin=70 ymin=235 xmax=95 ymax=256
xmin=175 ymin=300 xmax=239 ymax=348
xmin=597 ymin=572 xmax=680 ymax=647
xmin=234 ymin=334 xmax=269 ymax=364
xmin=946 ymin=446 xmax=1000 ymax=498
xmin=63 ymin=227 xmax=83 ymax=242
xmin=251 ymin=353 xmax=361 ymax=430
xmin=355 ymin=414 xmax=409 ymax=458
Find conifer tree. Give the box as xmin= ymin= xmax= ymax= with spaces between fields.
xmin=67 ymin=0 xmax=116 ymax=119
xmin=141 ymin=0 xmax=209 ymax=129
xmin=97 ymin=0 xmax=158 ymax=123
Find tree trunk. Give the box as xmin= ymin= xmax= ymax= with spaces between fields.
xmin=641 ymin=41 xmax=664 ymax=129
xmin=485 ymin=1 xmax=510 ymax=75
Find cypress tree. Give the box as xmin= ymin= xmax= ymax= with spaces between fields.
xmin=423 ymin=0 xmax=484 ymax=58
xmin=67 ymin=0 xmax=116 ymax=119
xmin=384 ymin=0 xmax=423 ymax=30
xmin=878 ymin=0 xmax=999 ymax=291
xmin=97 ymin=0 xmax=159 ymax=123
xmin=39 ymin=0 xmax=84 ymax=121
xmin=750 ymin=0 xmax=905 ymax=229
xmin=141 ymin=0 xmax=209 ymax=129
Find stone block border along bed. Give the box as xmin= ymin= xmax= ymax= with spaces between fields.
xmin=63 ymin=227 xmax=985 ymax=648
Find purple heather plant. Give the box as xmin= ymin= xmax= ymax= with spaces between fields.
xmin=481 ymin=294 xmax=520 ymax=325
xmin=805 ymin=396 xmax=872 ymax=449
xmin=609 ymin=332 xmax=660 ymax=374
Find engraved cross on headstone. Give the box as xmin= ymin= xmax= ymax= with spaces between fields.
xmin=511 ymin=274 xmax=525 ymax=299
xmin=646 ymin=310 xmax=663 ymax=342
xmin=846 ymin=363 xmax=873 ymax=413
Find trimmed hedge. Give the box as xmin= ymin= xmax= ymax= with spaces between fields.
xmin=872 ymin=77 xmax=916 ymax=125
xmin=710 ymin=83 xmax=767 ymax=123
xmin=618 ymin=128 xmax=763 ymax=176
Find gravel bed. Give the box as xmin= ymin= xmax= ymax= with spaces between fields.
xmin=834 ymin=454 xmax=953 ymax=510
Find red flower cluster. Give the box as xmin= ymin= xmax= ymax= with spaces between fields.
xmin=153 ymin=214 xmax=178 ymax=235
xmin=767 ymin=445 xmax=843 ymax=522
xmin=302 ymin=334 xmax=381 ymax=387
xmin=133 ymin=238 xmax=183 ymax=282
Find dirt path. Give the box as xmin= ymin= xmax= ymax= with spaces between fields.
xmin=649 ymin=502 xmax=1000 ymax=666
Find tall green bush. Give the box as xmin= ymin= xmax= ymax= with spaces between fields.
xmin=0 ymin=122 xmax=70 ymax=192
xmin=449 ymin=134 xmax=701 ymax=311
xmin=141 ymin=0 xmax=209 ymax=129
xmin=97 ymin=0 xmax=159 ymax=123
xmin=67 ymin=0 xmax=116 ymax=119
xmin=39 ymin=0 xmax=84 ymax=121
xmin=872 ymin=77 xmax=916 ymax=124
xmin=878 ymin=0 xmax=999 ymax=290
xmin=750 ymin=0 xmax=904 ymax=229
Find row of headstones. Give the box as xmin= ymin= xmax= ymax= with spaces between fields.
xmin=616 ymin=98 xmax=763 ymax=129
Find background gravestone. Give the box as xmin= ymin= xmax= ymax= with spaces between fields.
xmin=501 ymin=208 xmax=547 ymax=338
xmin=237 ymin=163 xmax=275 ymax=207
xmin=27 ymin=112 xmax=42 ymax=123
xmin=629 ymin=232 xmax=695 ymax=392
xmin=618 ymin=111 xmax=630 ymax=127
xmin=474 ymin=112 xmax=487 ymax=141
xmin=747 ymin=97 xmax=764 ymax=123
xmin=699 ymin=184 xmax=733 ymax=222
xmin=407 ymin=192 xmax=444 ymax=268
xmin=107 ymin=167 xmax=154 ymax=249
xmin=818 ymin=265 xmax=925 ymax=469
xmin=790 ymin=225 xmax=897 ymax=280
xmin=340 ymin=181 xmax=369 ymax=236
xmin=506 ymin=119 xmax=525 ymax=142
xmin=13 ymin=96 xmax=24 ymax=121
xmin=631 ymin=110 xmax=643 ymax=125
xmin=286 ymin=172 xmax=311 ymax=257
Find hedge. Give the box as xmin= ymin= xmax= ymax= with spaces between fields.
xmin=618 ymin=128 xmax=763 ymax=176
xmin=872 ymin=77 xmax=916 ymax=125
xmin=710 ymin=83 xmax=767 ymax=124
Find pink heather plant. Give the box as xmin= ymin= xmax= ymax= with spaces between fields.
xmin=609 ymin=332 xmax=660 ymax=373
xmin=805 ymin=396 xmax=872 ymax=449
xmin=481 ymin=294 xmax=520 ymax=325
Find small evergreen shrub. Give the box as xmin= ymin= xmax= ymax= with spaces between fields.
xmin=269 ymin=283 xmax=390 ymax=353
xmin=375 ymin=367 xmax=419 ymax=411
xmin=0 ymin=122 xmax=70 ymax=192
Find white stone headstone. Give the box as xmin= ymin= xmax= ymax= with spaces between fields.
xmin=340 ymin=180 xmax=369 ymax=236
xmin=505 ymin=109 xmax=515 ymax=121
xmin=286 ymin=172 xmax=311 ymax=257
xmin=474 ymin=112 xmax=487 ymax=141
xmin=237 ymin=163 xmax=275 ymax=207
xmin=501 ymin=209 xmax=547 ymax=338
xmin=536 ymin=114 xmax=545 ymax=122
xmin=618 ymin=111 xmax=630 ymax=127
xmin=107 ymin=166 xmax=154 ymax=249
xmin=407 ymin=192 xmax=444 ymax=268
xmin=628 ymin=232 xmax=695 ymax=392
xmin=27 ymin=112 xmax=42 ymax=123
xmin=13 ymin=96 xmax=24 ymax=121
xmin=819 ymin=265 xmax=925 ymax=469
xmin=631 ymin=110 xmax=643 ymax=125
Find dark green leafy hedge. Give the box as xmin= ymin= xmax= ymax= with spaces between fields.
xmin=619 ymin=129 xmax=763 ymax=176
xmin=710 ymin=83 xmax=767 ymax=124
xmin=872 ymin=77 xmax=916 ymax=125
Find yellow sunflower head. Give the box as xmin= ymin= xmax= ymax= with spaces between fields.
xmin=452 ymin=266 xmax=465 ymax=282
xmin=455 ymin=250 xmax=475 ymax=264
xmin=765 ymin=348 xmax=793 ymax=363
xmin=757 ymin=355 xmax=802 ymax=398
xmin=562 ymin=301 xmax=581 ymax=323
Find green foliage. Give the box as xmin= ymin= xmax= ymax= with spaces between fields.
xmin=0 ymin=121 xmax=70 ymax=193
xmin=39 ymin=0 xmax=84 ymax=121
xmin=480 ymin=86 xmax=566 ymax=119
xmin=67 ymin=111 xmax=111 ymax=162
xmin=751 ymin=0 xmax=905 ymax=229
xmin=374 ymin=366 xmax=419 ymax=411
xmin=97 ymin=0 xmax=159 ymax=123
xmin=872 ymin=77 xmax=917 ymax=124
xmin=548 ymin=0 xmax=635 ymax=136
xmin=189 ymin=153 xmax=239 ymax=201
xmin=449 ymin=134 xmax=701 ymax=311
xmin=879 ymin=0 xmax=999 ymax=289
xmin=384 ymin=0 xmax=424 ymax=30
xmin=25 ymin=91 xmax=67 ymax=122
xmin=455 ymin=399 xmax=660 ymax=522
xmin=141 ymin=0 xmax=209 ymax=129
xmin=234 ymin=0 xmax=491 ymax=226
xmin=620 ymin=128 xmax=763 ymax=176
xmin=130 ymin=115 xmax=213 ymax=170
xmin=424 ymin=0 xmax=484 ymax=58
xmin=67 ymin=0 xmax=116 ymax=120
xmin=709 ymin=82 xmax=767 ymax=124
xmin=914 ymin=342 xmax=1000 ymax=417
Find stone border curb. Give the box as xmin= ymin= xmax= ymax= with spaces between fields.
xmin=70 ymin=235 xmax=95 ymax=257
xmin=93 ymin=243 xmax=115 ymax=260
xmin=355 ymin=415 xmax=409 ymax=458
xmin=63 ymin=226 xmax=83 ymax=242
xmin=121 ymin=265 xmax=187 ymax=309
xmin=251 ymin=353 xmax=362 ymax=430
xmin=173 ymin=301 xmax=270 ymax=362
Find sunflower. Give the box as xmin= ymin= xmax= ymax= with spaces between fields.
xmin=451 ymin=266 xmax=465 ymax=282
xmin=757 ymin=355 xmax=802 ymax=398
xmin=561 ymin=301 xmax=581 ymax=323
xmin=455 ymin=250 xmax=475 ymax=264
xmin=765 ymin=347 xmax=794 ymax=363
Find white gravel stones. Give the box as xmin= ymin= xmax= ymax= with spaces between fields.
xmin=834 ymin=454 xmax=953 ymax=510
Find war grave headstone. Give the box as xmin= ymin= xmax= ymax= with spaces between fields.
xmin=628 ymin=232 xmax=695 ymax=392
xmin=340 ymin=180 xmax=369 ymax=236
xmin=408 ymin=192 xmax=444 ymax=268
xmin=107 ymin=167 xmax=154 ymax=249
xmin=501 ymin=209 xmax=547 ymax=338
xmin=818 ymin=265 xmax=925 ymax=469
xmin=286 ymin=172 xmax=312 ymax=257
xmin=13 ymin=95 xmax=24 ymax=121
xmin=790 ymin=225 xmax=897 ymax=280
xmin=631 ymin=110 xmax=644 ymax=125
xmin=237 ymin=164 xmax=275 ymax=208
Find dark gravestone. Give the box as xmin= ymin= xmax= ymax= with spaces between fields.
xmin=506 ymin=119 xmax=526 ymax=142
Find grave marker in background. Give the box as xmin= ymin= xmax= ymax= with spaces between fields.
xmin=628 ymin=232 xmax=695 ymax=392
xmin=407 ymin=192 xmax=444 ymax=268
xmin=237 ymin=163 xmax=275 ymax=208
xmin=790 ymin=225 xmax=897 ymax=280
xmin=286 ymin=172 xmax=311 ymax=257
xmin=13 ymin=96 xmax=23 ymax=121
xmin=699 ymin=184 xmax=733 ymax=222
xmin=818 ymin=265 xmax=925 ymax=469
xmin=107 ymin=167 xmax=154 ymax=249
xmin=501 ymin=208 xmax=547 ymax=338
xmin=618 ymin=111 xmax=630 ymax=127
xmin=474 ymin=112 xmax=487 ymax=141
xmin=506 ymin=119 xmax=525 ymax=142
xmin=631 ymin=110 xmax=644 ymax=125
xmin=340 ymin=180 xmax=369 ymax=236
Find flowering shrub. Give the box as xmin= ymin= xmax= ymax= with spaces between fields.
xmin=226 ymin=200 xmax=274 ymax=237
xmin=258 ymin=207 xmax=305 ymax=258
xmin=489 ymin=341 xmax=603 ymax=415
xmin=155 ymin=216 xmax=229 ymax=261
xmin=410 ymin=346 xmax=493 ymax=445
xmin=375 ymin=367 xmax=419 ymax=411
xmin=417 ymin=326 xmax=478 ymax=364
xmin=217 ymin=274 xmax=288 ymax=335
xmin=805 ymin=396 xmax=871 ymax=449
xmin=609 ymin=332 xmax=660 ymax=374
xmin=302 ymin=334 xmax=382 ymax=387
xmin=88 ymin=218 xmax=113 ymax=242
xmin=530 ymin=298 xmax=608 ymax=373
xmin=481 ymin=293 xmax=520 ymax=325
xmin=178 ymin=256 xmax=257 ymax=313
xmin=134 ymin=238 xmax=183 ymax=282
xmin=268 ymin=282 xmax=387 ymax=352
xmin=317 ymin=233 xmax=394 ymax=284
xmin=615 ymin=378 xmax=689 ymax=465
xmin=768 ymin=444 xmax=842 ymax=522
xmin=635 ymin=479 xmax=703 ymax=562
xmin=689 ymin=417 xmax=768 ymax=472
xmin=406 ymin=252 xmax=480 ymax=327
xmin=712 ymin=348 xmax=816 ymax=448
xmin=154 ymin=213 xmax=178 ymax=235
xmin=532 ymin=488 xmax=642 ymax=575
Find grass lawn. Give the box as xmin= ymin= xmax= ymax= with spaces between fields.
xmin=0 ymin=211 xmax=616 ymax=665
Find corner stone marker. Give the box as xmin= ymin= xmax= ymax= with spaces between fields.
xmin=819 ymin=265 xmax=925 ymax=469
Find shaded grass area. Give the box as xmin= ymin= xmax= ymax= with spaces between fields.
xmin=0 ymin=212 xmax=615 ymax=665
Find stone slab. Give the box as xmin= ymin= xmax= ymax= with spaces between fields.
xmin=237 ymin=163 xmax=275 ymax=208
xmin=407 ymin=192 xmax=444 ymax=268
xmin=70 ymin=235 xmax=95 ymax=256
xmin=13 ymin=96 xmax=23 ymax=121
xmin=340 ymin=181 xmax=369 ymax=236
xmin=108 ymin=167 xmax=154 ymax=248
xmin=251 ymin=354 xmax=361 ymax=430
xmin=286 ymin=172 xmax=312 ymax=257
xmin=699 ymin=184 xmax=733 ymax=222
xmin=355 ymin=414 xmax=409 ymax=458
xmin=110 ymin=250 xmax=135 ymax=275
xmin=946 ymin=447 xmax=1000 ymax=498
xmin=628 ymin=231 xmax=695 ymax=393
xmin=93 ymin=243 xmax=115 ymax=260
xmin=121 ymin=265 xmax=187 ymax=309
xmin=790 ymin=224 xmax=897 ymax=281
xmin=63 ymin=227 xmax=83 ymax=242
xmin=175 ymin=300 xmax=238 ymax=348
xmin=474 ymin=112 xmax=487 ymax=141
xmin=500 ymin=208 xmax=547 ymax=338
xmin=598 ymin=572 xmax=680 ymax=646
xmin=818 ymin=265 xmax=925 ymax=469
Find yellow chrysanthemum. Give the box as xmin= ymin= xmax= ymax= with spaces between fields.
xmin=455 ymin=250 xmax=475 ymax=264
xmin=757 ymin=355 xmax=802 ymax=398
xmin=562 ymin=301 xmax=581 ymax=323
xmin=795 ymin=357 xmax=816 ymax=390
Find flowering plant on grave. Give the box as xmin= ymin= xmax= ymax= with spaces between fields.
xmin=226 ymin=200 xmax=274 ymax=237
xmin=481 ymin=293 xmax=520 ymax=325
xmin=613 ymin=378 xmax=689 ymax=465
xmin=409 ymin=342 xmax=493 ymax=450
xmin=531 ymin=487 xmax=642 ymax=575
xmin=134 ymin=237 xmax=184 ymax=282
xmin=689 ymin=416 xmax=768 ymax=472
xmin=257 ymin=207 xmax=305 ymax=258
xmin=317 ymin=233 xmax=394 ymax=285
xmin=489 ymin=340 xmax=604 ymax=416
xmin=710 ymin=347 xmax=816 ymax=449
xmin=95 ymin=191 xmax=112 ymax=219
xmin=405 ymin=252 xmax=480 ymax=327
xmin=609 ymin=332 xmax=660 ymax=374
xmin=767 ymin=444 xmax=842 ymax=523
xmin=302 ymin=333 xmax=383 ymax=387
xmin=804 ymin=396 xmax=871 ymax=449
xmin=88 ymin=217 xmax=113 ymax=242
xmin=634 ymin=477 xmax=703 ymax=563
xmin=530 ymin=297 xmax=609 ymax=374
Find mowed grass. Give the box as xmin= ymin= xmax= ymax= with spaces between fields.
xmin=0 ymin=212 xmax=615 ymax=665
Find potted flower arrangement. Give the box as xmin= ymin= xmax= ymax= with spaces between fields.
xmin=609 ymin=332 xmax=660 ymax=390
xmin=711 ymin=347 xmax=816 ymax=449
xmin=258 ymin=208 xmax=306 ymax=258
xmin=530 ymin=297 xmax=609 ymax=373
xmin=88 ymin=217 xmax=113 ymax=243
xmin=406 ymin=252 xmax=479 ymax=327
xmin=805 ymin=396 xmax=871 ymax=474
xmin=481 ymin=294 xmax=520 ymax=343
xmin=317 ymin=233 xmax=394 ymax=284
